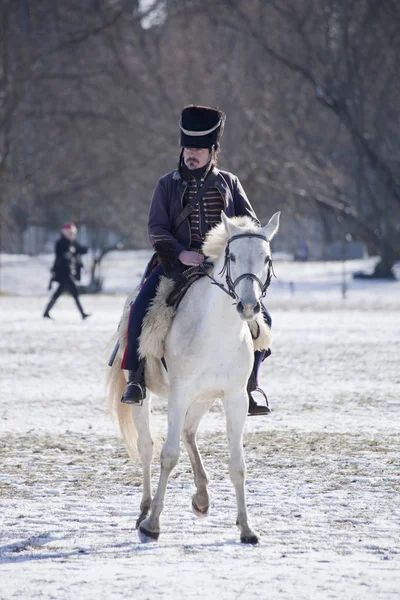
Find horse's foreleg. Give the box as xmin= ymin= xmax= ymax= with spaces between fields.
xmin=182 ymin=401 xmax=214 ymax=517
xmin=138 ymin=392 xmax=187 ymax=542
xmin=223 ymin=391 xmax=259 ymax=545
xmin=132 ymin=397 xmax=153 ymax=529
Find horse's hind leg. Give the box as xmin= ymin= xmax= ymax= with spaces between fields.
xmin=132 ymin=396 xmax=153 ymax=528
xmin=182 ymin=400 xmax=214 ymax=517
xmin=138 ymin=390 xmax=187 ymax=542
xmin=223 ymin=390 xmax=260 ymax=545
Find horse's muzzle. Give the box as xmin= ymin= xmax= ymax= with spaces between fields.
xmin=236 ymin=300 xmax=261 ymax=320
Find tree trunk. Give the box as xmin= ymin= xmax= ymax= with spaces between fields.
xmin=372 ymin=242 xmax=397 ymax=279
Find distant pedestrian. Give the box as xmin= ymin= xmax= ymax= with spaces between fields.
xmin=43 ymin=222 xmax=90 ymax=320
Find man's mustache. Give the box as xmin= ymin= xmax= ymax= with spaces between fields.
xmin=187 ymin=157 xmax=199 ymax=163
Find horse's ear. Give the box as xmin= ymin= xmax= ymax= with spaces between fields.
xmin=263 ymin=211 xmax=280 ymax=241
xmin=221 ymin=211 xmax=246 ymax=237
xmin=220 ymin=210 xmax=231 ymax=232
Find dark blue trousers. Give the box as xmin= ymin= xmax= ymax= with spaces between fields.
xmin=122 ymin=263 xmax=165 ymax=371
xmin=122 ymin=263 xmax=272 ymax=385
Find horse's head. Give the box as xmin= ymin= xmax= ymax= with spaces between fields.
xmin=217 ymin=212 xmax=280 ymax=321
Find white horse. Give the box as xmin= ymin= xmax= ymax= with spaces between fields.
xmin=108 ymin=211 xmax=280 ymax=544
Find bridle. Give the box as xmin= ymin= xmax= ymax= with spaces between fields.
xmin=201 ymin=232 xmax=274 ymax=302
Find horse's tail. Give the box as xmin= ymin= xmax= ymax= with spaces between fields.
xmin=107 ymin=334 xmax=139 ymax=462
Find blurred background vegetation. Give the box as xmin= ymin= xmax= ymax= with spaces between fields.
xmin=1 ymin=0 xmax=399 ymax=276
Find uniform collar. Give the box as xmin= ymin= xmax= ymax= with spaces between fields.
xmin=173 ymin=166 xmax=220 ymax=181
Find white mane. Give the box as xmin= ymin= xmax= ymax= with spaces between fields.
xmin=202 ymin=216 xmax=262 ymax=261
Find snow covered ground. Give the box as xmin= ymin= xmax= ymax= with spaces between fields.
xmin=0 ymin=252 xmax=399 ymax=599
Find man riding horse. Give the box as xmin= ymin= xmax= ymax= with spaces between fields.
xmin=121 ymin=104 xmax=272 ymax=416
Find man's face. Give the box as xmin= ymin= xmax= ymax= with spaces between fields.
xmin=183 ymin=147 xmax=210 ymax=170
xmin=63 ymin=229 xmax=77 ymax=241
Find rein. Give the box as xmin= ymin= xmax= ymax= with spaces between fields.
xmin=200 ymin=232 xmax=275 ymax=303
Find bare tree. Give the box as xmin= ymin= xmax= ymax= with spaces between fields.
xmin=2 ymin=0 xmax=400 ymax=276
xmin=205 ymin=0 xmax=400 ymax=274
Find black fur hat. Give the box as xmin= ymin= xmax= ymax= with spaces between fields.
xmin=179 ymin=105 xmax=225 ymax=149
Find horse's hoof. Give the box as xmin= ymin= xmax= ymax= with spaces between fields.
xmin=138 ymin=525 xmax=159 ymax=543
xmin=192 ymin=500 xmax=210 ymax=518
xmin=135 ymin=512 xmax=148 ymax=529
xmin=240 ymin=534 xmax=259 ymax=545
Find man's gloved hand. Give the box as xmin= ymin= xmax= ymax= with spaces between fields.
xmin=178 ymin=250 xmax=205 ymax=266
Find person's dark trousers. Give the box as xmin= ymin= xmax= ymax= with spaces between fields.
xmin=251 ymin=304 xmax=272 ymax=386
xmin=44 ymin=276 xmax=87 ymax=318
xmin=246 ymin=304 xmax=272 ymax=415
xmin=122 ymin=263 xmax=165 ymax=373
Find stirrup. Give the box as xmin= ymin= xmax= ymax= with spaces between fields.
xmin=248 ymin=387 xmax=270 ymax=416
xmin=121 ymin=381 xmax=146 ymax=406
xmin=254 ymin=386 xmax=269 ymax=408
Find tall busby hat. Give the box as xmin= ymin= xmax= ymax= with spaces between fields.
xmin=179 ymin=105 xmax=225 ymax=149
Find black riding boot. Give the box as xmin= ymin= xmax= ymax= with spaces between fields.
xmin=121 ymin=370 xmax=146 ymax=405
xmin=247 ymin=371 xmax=270 ymax=416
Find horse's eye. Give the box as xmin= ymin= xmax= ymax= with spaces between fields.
xmin=230 ymin=254 xmax=236 ymax=263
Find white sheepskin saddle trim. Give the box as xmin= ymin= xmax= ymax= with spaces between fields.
xmin=138 ymin=277 xmax=176 ymax=359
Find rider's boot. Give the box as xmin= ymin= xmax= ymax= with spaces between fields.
xmin=247 ymin=370 xmax=270 ymax=416
xmin=121 ymin=370 xmax=146 ymax=405
xmin=248 ymin=389 xmax=270 ymax=416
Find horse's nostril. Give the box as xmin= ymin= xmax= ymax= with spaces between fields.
xmin=237 ymin=301 xmax=260 ymax=315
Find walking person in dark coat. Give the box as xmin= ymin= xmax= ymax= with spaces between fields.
xmin=120 ymin=104 xmax=272 ymax=415
xmin=43 ymin=222 xmax=90 ymax=320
